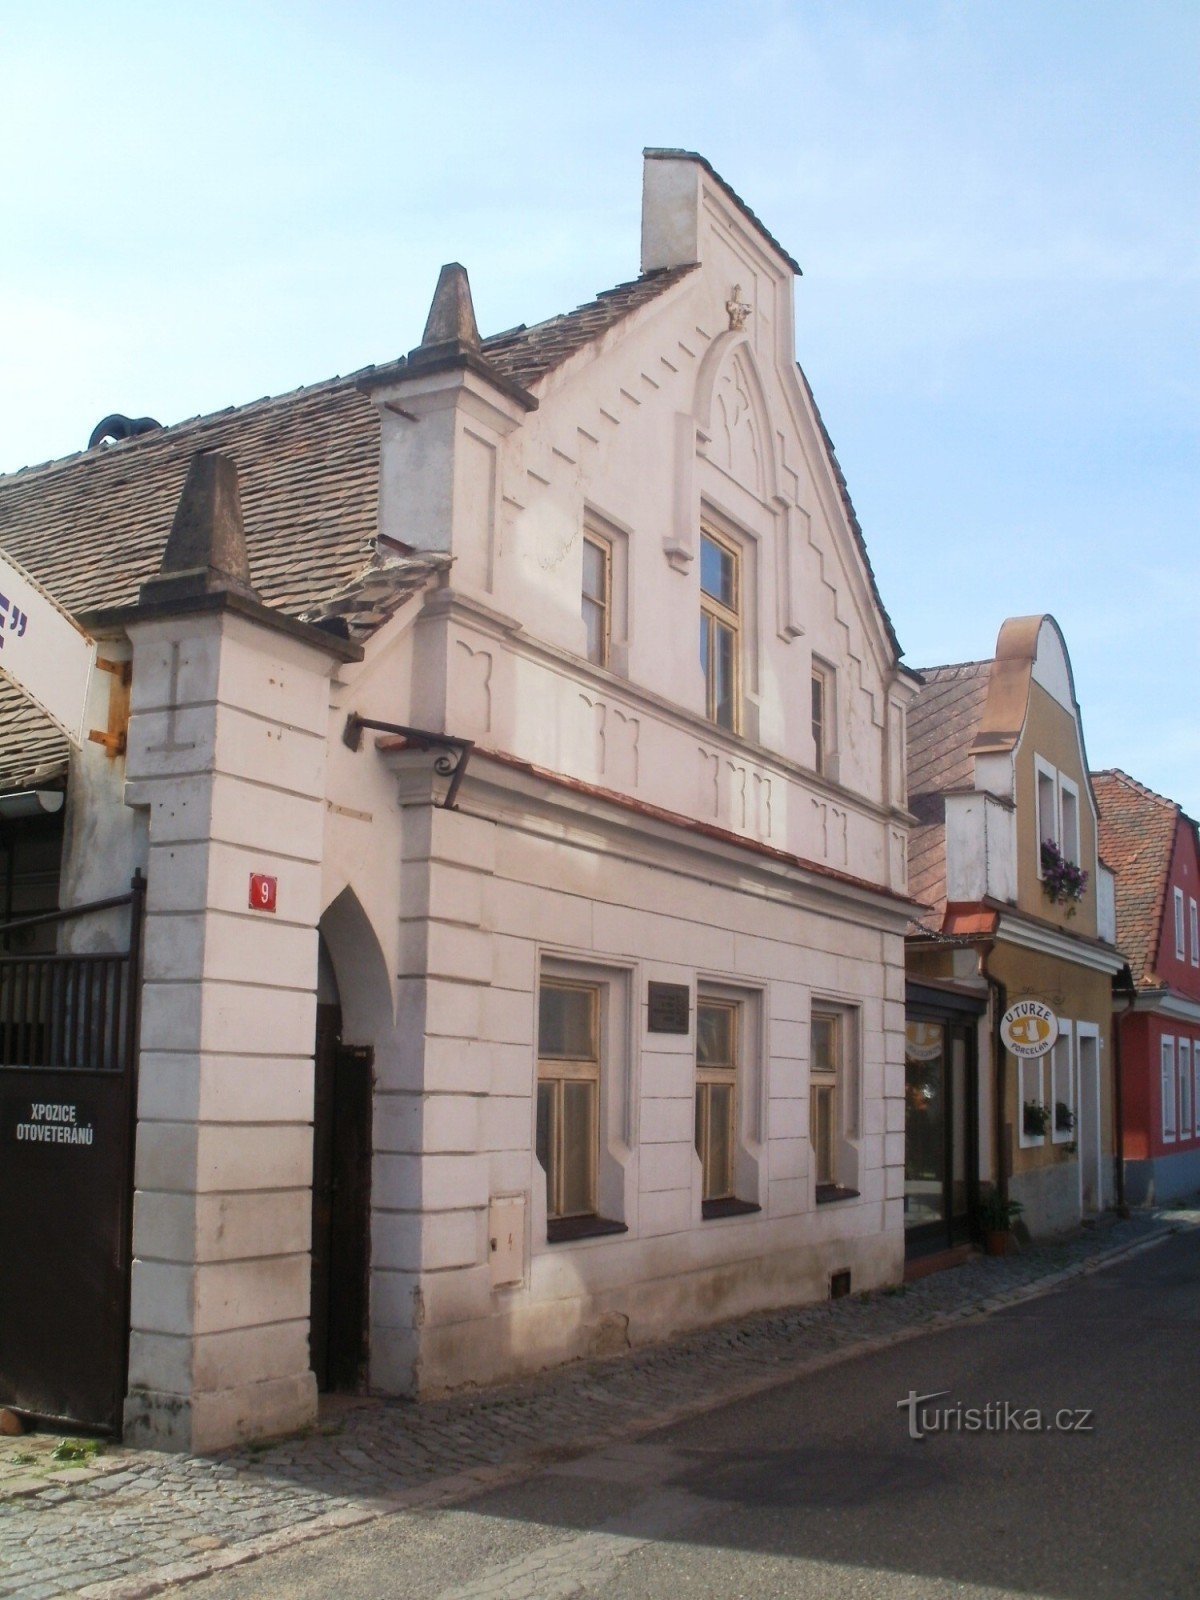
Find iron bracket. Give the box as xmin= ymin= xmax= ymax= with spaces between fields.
xmin=343 ymin=715 xmax=474 ymax=811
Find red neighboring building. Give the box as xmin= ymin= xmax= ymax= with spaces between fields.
xmin=1093 ymin=769 xmax=1200 ymax=1203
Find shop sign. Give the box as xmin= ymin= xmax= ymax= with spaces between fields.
xmin=1000 ymin=1001 xmax=1058 ymax=1058
xmin=0 ymin=546 xmax=95 ymax=746
xmin=905 ymin=1021 xmax=944 ymax=1061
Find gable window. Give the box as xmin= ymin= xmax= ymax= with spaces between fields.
xmin=1190 ymin=899 xmax=1198 ymax=967
xmin=812 ymin=665 xmax=832 ymax=775
xmin=581 ymin=532 xmax=612 ymax=668
xmin=1179 ymin=1040 xmax=1193 ymax=1141
xmin=695 ymin=997 xmax=738 ymax=1206
xmin=1161 ymin=1036 xmax=1177 ymax=1141
xmin=700 ymin=529 xmax=740 ymax=731
xmin=536 ymin=980 xmax=600 ymax=1224
xmin=1174 ymin=888 xmax=1186 ymax=961
xmin=1059 ymin=777 xmax=1080 ymax=866
xmin=1035 ymin=760 xmax=1058 ymax=871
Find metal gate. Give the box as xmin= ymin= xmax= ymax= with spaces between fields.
xmin=0 ymin=874 xmax=144 ymax=1433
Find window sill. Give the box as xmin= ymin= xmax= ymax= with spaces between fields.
xmin=815 ymin=1184 xmax=860 ymax=1205
xmin=701 ymin=1197 xmax=762 ymax=1221
xmin=546 ymin=1215 xmax=628 ymax=1245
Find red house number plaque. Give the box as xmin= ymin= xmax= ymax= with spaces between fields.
xmin=249 ymin=873 xmax=277 ymax=913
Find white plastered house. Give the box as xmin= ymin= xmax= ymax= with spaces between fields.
xmin=0 ymin=151 xmax=919 ymax=1451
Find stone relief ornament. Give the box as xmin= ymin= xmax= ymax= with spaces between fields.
xmin=726 ymin=284 xmax=752 ymax=331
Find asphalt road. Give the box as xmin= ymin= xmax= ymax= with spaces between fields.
xmin=177 ymin=1229 xmax=1200 ymax=1600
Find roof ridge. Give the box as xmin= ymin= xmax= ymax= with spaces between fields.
xmin=911 ymin=657 xmax=994 ymax=676
xmin=1 ymin=365 xmax=384 ymax=486
xmin=1091 ymin=767 xmax=1178 ymax=811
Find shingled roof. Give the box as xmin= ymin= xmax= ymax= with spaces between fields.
xmin=0 ymin=265 xmax=701 ymax=793
xmin=1091 ymin=768 xmax=1188 ymax=985
xmin=906 ymin=659 xmax=995 ymax=921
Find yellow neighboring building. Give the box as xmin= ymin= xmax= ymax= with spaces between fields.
xmin=905 ymin=616 xmax=1122 ymax=1249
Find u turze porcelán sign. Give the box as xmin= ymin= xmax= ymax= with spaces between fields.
xmin=1000 ymin=1001 xmax=1058 ymax=1059
xmin=0 ymin=546 xmax=96 ymax=746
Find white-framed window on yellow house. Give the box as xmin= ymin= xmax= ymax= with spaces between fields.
xmin=581 ymin=531 xmax=612 ymax=668
xmin=1059 ymin=776 xmax=1080 ymax=865
xmin=536 ymin=980 xmax=600 ymax=1222
xmin=700 ymin=528 xmax=740 ymax=731
xmin=1035 ymin=758 xmax=1058 ymax=872
xmin=695 ymin=996 xmax=738 ymax=1204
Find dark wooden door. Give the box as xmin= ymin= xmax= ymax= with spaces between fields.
xmin=310 ymin=1006 xmax=372 ymax=1392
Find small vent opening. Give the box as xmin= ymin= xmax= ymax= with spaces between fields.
xmin=829 ymin=1269 xmax=852 ymax=1300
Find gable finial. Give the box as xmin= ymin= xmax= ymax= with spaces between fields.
xmin=418 ymin=262 xmax=481 ymax=354
xmin=139 ymin=449 xmax=258 ymax=605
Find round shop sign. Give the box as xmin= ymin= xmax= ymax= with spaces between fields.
xmin=1000 ymin=1001 xmax=1058 ymax=1059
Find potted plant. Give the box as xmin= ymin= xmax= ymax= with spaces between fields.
xmin=1055 ymin=1101 xmax=1076 ymax=1135
xmin=1041 ymin=839 xmax=1089 ymax=915
xmin=976 ymin=1190 xmax=1024 ymax=1256
xmin=1023 ymin=1100 xmax=1051 ymax=1139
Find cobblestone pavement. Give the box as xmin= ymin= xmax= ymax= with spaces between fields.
xmin=1 ymin=1206 xmax=1194 ymax=1600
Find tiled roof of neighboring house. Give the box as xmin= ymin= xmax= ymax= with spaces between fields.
xmin=1091 ymin=768 xmax=1184 ymax=985
xmin=906 ymin=659 xmax=995 ymax=921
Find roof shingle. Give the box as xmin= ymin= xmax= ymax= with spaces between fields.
xmin=1091 ymin=768 xmax=1184 ymax=985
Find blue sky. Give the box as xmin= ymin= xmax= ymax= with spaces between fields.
xmin=3 ymin=1 xmax=1197 ymax=808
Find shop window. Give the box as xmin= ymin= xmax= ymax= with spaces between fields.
xmin=1161 ymin=1037 xmax=1177 ymax=1142
xmin=699 ymin=529 xmax=740 ymax=731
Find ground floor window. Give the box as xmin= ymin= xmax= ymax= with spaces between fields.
xmin=695 ymin=996 xmax=738 ymax=1202
xmin=536 ymin=980 xmax=600 ymax=1220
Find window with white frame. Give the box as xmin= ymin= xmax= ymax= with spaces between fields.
xmin=1050 ymin=1023 xmax=1075 ymax=1143
xmin=811 ymin=661 xmax=836 ymax=777
xmin=535 ymin=964 xmax=631 ymax=1241
xmin=810 ymin=1004 xmax=859 ymax=1195
xmin=537 ymin=980 xmax=600 ymax=1222
xmin=1179 ymin=1039 xmax=1193 ymax=1141
xmin=581 ymin=531 xmax=612 ymax=669
xmin=699 ymin=528 xmax=740 ymax=731
xmin=1161 ymin=1036 xmax=1177 ymax=1141
xmin=1175 ymin=888 xmax=1187 ymax=962
xmin=1193 ymin=1045 xmax=1200 ymax=1146
xmin=1019 ymin=1055 xmax=1047 ymax=1147
xmin=1036 ymin=760 xmax=1058 ymax=870
xmin=1190 ymin=899 xmax=1199 ymax=967
xmin=695 ymin=984 xmax=763 ymax=1216
xmin=1059 ymin=777 xmax=1080 ymax=866
xmin=695 ymin=996 xmax=738 ymax=1205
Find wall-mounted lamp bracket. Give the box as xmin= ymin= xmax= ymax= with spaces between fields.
xmin=343 ymin=715 xmax=474 ymax=810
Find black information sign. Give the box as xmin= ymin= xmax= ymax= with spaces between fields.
xmin=647 ymin=981 xmax=690 ymax=1034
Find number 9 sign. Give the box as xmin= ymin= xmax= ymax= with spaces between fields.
xmin=249 ymin=873 xmax=278 ymax=913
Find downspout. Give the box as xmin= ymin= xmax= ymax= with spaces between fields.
xmin=1111 ymin=965 xmax=1136 ymax=1216
xmin=979 ymin=940 xmax=1008 ymax=1201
